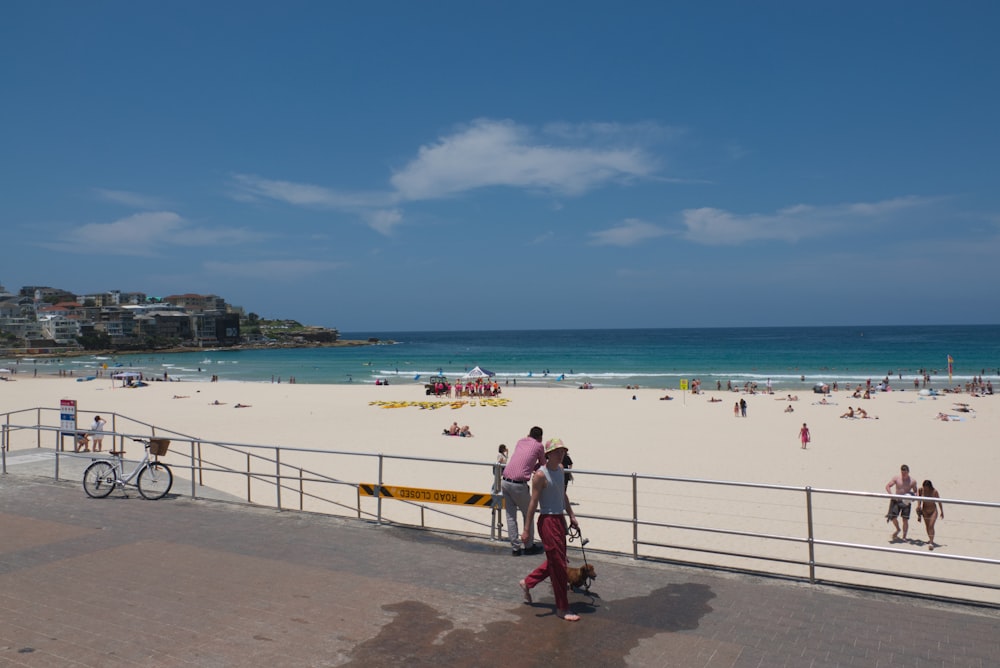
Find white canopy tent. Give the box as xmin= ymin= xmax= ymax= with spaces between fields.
xmin=112 ymin=371 xmax=144 ymax=387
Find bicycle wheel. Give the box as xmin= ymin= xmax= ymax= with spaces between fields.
xmin=83 ymin=461 xmax=116 ymax=498
xmin=137 ymin=462 xmax=173 ymax=500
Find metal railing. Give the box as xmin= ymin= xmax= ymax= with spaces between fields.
xmin=3 ymin=407 xmax=998 ymax=608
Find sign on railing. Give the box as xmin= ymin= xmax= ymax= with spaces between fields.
xmin=59 ymin=399 xmax=77 ymax=436
xmin=359 ymin=482 xmax=496 ymax=508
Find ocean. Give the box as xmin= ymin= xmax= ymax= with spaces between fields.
xmin=6 ymin=325 xmax=998 ymax=391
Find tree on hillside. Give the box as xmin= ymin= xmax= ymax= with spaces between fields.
xmin=77 ymin=331 xmax=112 ymax=350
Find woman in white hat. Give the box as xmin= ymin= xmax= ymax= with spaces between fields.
xmin=518 ymin=438 xmax=581 ymax=622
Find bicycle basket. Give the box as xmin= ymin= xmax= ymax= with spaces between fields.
xmin=148 ymin=439 xmax=170 ymax=456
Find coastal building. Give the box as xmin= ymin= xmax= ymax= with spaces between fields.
xmin=21 ymin=286 xmax=76 ymax=304
xmin=1 ymin=285 xmax=243 ymax=351
xmin=0 ymin=315 xmax=44 ymax=342
xmin=163 ymin=293 xmax=226 ymax=313
xmin=37 ymin=314 xmax=81 ymax=345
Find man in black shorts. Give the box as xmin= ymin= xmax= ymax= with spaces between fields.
xmin=885 ymin=464 xmax=917 ymax=541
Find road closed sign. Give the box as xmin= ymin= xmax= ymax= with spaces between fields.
xmin=359 ymin=483 xmax=494 ymax=508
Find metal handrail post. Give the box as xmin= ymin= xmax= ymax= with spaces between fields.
xmin=805 ymin=486 xmax=816 ymax=583
xmin=299 ymin=468 xmax=304 ymax=511
xmin=54 ymin=428 xmax=60 ymax=481
xmin=275 ymin=447 xmax=282 ymax=510
xmin=36 ymin=408 xmax=41 ymax=448
xmin=246 ymin=452 xmax=252 ymax=502
xmin=190 ymin=441 xmax=197 ymax=499
xmin=2 ymin=424 xmax=7 ymax=474
xmin=632 ymin=472 xmax=639 ymax=559
xmin=377 ymin=454 xmax=384 ymax=525
xmin=491 ymin=463 xmax=504 ymax=541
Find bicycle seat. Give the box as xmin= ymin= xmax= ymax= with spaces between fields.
xmin=108 ymin=450 xmax=126 ymax=456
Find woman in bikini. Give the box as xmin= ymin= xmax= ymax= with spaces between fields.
xmin=917 ymin=479 xmax=944 ymax=550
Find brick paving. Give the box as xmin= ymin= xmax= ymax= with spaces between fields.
xmin=1 ymin=474 xmax=998 ymax=667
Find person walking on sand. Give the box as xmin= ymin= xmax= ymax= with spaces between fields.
xmin=90 ymin=415 xmax=107 ymax=452
xmin=518 ymin=438 xmax=580 ymax=622
xmin=799 ymin=423 xmax=811 ymax=449
xmin=885 ymin=464 xmax=918 ymax=542
xmin=502 ymin=427 xmax=546 ymax=556
xmin=740 ymin=397 xmax=747 ymax=417
xmin=917 ymin=479 xmax=944 ymax=550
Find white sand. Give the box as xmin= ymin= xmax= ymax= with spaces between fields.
xmin=4 ymin=374 xmax=999 ymax=601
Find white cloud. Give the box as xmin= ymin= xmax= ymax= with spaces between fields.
xmin=365 ymin=209 xmax=404 ymax=235
xmin=39 ymin=211 xmax=264 ymax=256
xmin=845 ymin=195 xmax=937 ymax=216
xmin=390 ymin=119 xmax=659 ymax=200
xmin=231 ymin=174 xmax=391 ymax=209
xmin=44 ymin=212 xmax=188 ymax=255
xmin=680 ymin=196 xmax=937 ymax=246
xmin=589 ymin=218 xmax=669 ymax=247
xmin=528 ymin=231 xmax=556 ymax=245
xmin=230 ymin=118 xmax=667 ymax=236
xmin=679 ymin=208 xmax=803 ymax=245
xmin=93 ymin=188 xmax=165 ymax=209
xmin=204 ymin=259 xmax=344 ymax=280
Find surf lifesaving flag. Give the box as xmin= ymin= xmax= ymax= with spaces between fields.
xmin=948 ymin=355 xmax=954 ymax=383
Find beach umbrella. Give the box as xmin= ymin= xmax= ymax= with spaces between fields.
xmin=464 ymin=366 xmax=495 ymax=379
xmin=112 ymin=371 xmax=141 ymax=379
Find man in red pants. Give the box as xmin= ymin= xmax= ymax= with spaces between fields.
xmin=518 ymin=438 xmax=581 ymax=622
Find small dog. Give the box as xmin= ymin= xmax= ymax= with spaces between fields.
xmin=566 ymin=563 xmax=596 ymax=590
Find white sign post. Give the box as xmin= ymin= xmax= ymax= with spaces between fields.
xmin=60 ymin=399 xmax=77 ymax=451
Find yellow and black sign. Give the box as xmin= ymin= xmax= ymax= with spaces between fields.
xmin=359 ymin=483 xmax=495 ymax=508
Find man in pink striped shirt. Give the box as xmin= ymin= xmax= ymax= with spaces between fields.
xmin=501 ymin=426 xmax=546 ymax=556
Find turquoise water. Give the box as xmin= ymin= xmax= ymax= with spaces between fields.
xmin=8 ymin=325 xmax=999 ymax=391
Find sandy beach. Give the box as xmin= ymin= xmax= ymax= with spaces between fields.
xmin=3 ymin=374 xmax=999 ymax=601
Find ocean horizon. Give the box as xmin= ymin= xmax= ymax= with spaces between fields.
xmin=5 ymin=324 xmax=999 ymax=391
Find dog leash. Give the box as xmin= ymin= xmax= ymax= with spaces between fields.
xmin=567 ymin=525 xmax=594 ymax=592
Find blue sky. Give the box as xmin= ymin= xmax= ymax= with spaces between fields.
xmin=3 ymin=2 xmax=998 ymax=331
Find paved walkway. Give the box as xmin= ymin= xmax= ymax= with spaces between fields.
xmin=1 ymin=473 xmax=998 ymax=667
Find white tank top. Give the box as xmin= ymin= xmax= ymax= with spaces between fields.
xmin=538 ymin=466 xmax=565 ymax=515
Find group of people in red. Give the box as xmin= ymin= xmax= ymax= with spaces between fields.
xmin=457 ymin=379 xmax=501 ymax=397
xmin=428 ymin=379 xmax=503 ymax=397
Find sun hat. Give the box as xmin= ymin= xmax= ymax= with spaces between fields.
xmin=544 ymin=438 xmax=568 ymax=454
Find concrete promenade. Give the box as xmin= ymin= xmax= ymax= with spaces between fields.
xmin=1 ymin=472 xmax=998 ymax=667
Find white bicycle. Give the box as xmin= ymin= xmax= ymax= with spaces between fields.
xmin=83 ymin=438 xmax=173 ymax=500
